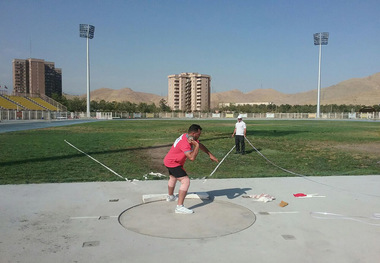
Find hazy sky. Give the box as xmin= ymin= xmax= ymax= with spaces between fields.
xmin=0 ymin=0 xmax=379 ymax=96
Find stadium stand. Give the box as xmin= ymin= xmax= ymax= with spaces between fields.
xmin=6 ymin=95 xmax=46 ymax=110
xmin=0 ymin=94 xmax=66 ymax=112
xmin=0 ymin=96 xmax=23 ymax=110
xmin=29 ymin=97 xmax=57 ymax=111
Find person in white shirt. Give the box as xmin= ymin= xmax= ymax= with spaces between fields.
xmin=231 ymin=115 xmax=247 ymax=155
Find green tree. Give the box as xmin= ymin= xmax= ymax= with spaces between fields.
xmin=90 ymin=100 xmax=99 ymax=111
xmin=159 ymin=99 xmax=171 ymax=112
xmin=67 ymin=97 xmax=86 ymax=112
xmin=51 ymin=93 xmax=68 ymax=107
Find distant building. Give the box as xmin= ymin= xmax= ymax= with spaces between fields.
xmin=168 ymin=72 xmax=211 ymax=112
xmin=44 ymin=62 xmax=62 ymax=97
xmin=13 ymin=58 xmax=62 ymax=97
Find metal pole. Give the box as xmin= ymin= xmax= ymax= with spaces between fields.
xmin=317 ymin=36 xmax=322 ymax=118
xmin=86 ymin=36 xmax=90 ymax=118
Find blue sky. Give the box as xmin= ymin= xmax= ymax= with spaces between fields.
xmin=0 ymin=0 xmax=379 ymax=96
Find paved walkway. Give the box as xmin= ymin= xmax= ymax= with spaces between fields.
xmin=0 ymin=119 xmax=103 ymax=133
xmin=1 ymin=176 xmax=380 ymax=263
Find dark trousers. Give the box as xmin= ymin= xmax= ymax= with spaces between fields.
xmin=235 ymin=135 xmax=245 ymax=153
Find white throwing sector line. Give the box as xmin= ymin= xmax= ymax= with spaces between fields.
xmin=244 ymin=136 xmax=380 ymax=197
xmin=244 ymin=137 xmax=306 ymax=178
xmin=203 ymin=145 xmax=235 ymax=182
xmin=64 ymin=140 xmax=128 ymax=181
xmin=310 ymin=212 xmax=380 ymax=226
xmin=244 ymin=136 xmax=324 ymax=185
xmin=245 ymin=136 xmax=339 ymax=187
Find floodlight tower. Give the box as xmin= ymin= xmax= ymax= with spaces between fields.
xmin=79 ymin=24 xmax=95 ymax=118
xmin=313 ymin=32 xmax=329 ymax=118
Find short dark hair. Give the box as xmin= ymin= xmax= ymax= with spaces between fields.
xmin=188 ymin=124 xmax=202 ymax=133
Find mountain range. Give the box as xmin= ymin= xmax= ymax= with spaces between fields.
xmin=69 ymin=72 xmax=380 ymax=107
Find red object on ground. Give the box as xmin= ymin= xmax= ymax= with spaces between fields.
xmin=293 ymin=193 xmax=307 ymax=197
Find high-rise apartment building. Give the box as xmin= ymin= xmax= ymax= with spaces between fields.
xmin=13 ymin=58 xmax=62 ymax=97
xmin=12 ymin=59 xmax=29 ymax=94
xmin=44 ymin=62 xmax=62 ymax=97
xmin=168 ymin=72 xmax=211 ymax=112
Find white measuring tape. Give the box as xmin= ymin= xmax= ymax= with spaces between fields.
xmin=64 ymin=140 xmax=131 ymax=182
xmin=202 ymin=145 xmax=236 ymax=183
xmin=310 ymin=212 xmax=380 ymax=226
xmin=244 ymin=136 xmax=380 ymax=198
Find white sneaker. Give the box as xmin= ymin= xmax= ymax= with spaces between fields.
xmin=175 ymin=205 xmax=194 ymax=214
xmin=166 ymin=195 xmax=178 ymax=202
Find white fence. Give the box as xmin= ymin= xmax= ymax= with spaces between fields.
xmin=100 ymin=111 xmax=380 ymax=120
xmin=0 ymin=110 xmax=69 ymax=121
xmin=1 ymin=110 xmax=379 ymax=121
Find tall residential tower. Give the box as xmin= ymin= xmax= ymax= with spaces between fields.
xmin=13 ymin=58 xmax=62 ymax=97
xmin=168 ymin=72 xmax=211 ymax=112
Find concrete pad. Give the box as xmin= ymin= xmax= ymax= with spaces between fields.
xmin=1 ymin=176 xmax=380 ymax=263
xmin=119 ymin=199 xmax=255 ymax=239
xmin=142 ymin=192 xmax=209 ymax=203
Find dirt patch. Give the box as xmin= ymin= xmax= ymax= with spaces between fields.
xmin=144 ymin=145 xmax=172 ymax=175
xmin=334 ymin=142 xmax=380 ymax=155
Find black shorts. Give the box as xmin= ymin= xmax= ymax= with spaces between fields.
xmin=166 ymin=166 xmax=187 ymax=178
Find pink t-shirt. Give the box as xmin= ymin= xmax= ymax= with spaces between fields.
xmin=164 ymin=133 xmax=197 ymax=168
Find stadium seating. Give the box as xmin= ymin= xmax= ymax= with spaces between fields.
xmin=0 ymin=94 xmax=64 ymax=111
xmin=6 ymin=96 xmax=45 ymax=110
xmin=29 ymin=97 xmax=57 ymax=111
xmin=0 ymin=96 xmax=21 ymax=110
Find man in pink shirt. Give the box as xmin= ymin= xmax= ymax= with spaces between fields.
xmin=164 ymin=124 xmax=219 ymax=214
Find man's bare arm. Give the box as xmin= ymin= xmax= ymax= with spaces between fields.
xmin=199 ymin=143 xmax=219 ymax=163
xmin=184 ymin=141 xmax=199 ymax=161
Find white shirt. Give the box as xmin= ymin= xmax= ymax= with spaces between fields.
xmin=235 ymin=121 xmax=246 ymax=136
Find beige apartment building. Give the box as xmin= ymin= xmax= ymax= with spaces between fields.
xmin=13 ymin=59 xmax=29 ymax=94
xmin=13 ymin=58 xmax=62 ymax=97
xmin=168 ymin=72 xmax=211 ymax=112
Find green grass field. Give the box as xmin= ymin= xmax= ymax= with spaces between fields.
xmin=1 ymin=119 xmax=379 ymax=184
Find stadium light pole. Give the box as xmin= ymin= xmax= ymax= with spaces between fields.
xmin=314 ymin=32 xmax=329 ymax=118
xmin=79 ymin=24 xmax=95 ymax=118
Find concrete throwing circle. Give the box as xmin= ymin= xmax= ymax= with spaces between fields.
xmin=119 ymin=199 xmax=256 ymax=239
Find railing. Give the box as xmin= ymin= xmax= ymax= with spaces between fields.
xmin=38 ymin=94 xmax=67 ymax=112
xmin=156 ymin=112 xmax=380 ymax=120
xmin=0 ymin=110 xmax=69 ymax=121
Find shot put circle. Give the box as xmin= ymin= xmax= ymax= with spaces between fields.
xmin=118 ymin=199 xmax=256 ymax=239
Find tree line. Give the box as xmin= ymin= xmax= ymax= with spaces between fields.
xmin=52 ymin=94 xmax=379 ymax=113
xmin=52 ymin=95 xmax=171 ymax=113
xmin=220 ymin=103 xmax=380 ymax=113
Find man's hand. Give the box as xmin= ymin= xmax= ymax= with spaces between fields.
xmin=198 ymin=143 xmax=218 ymax=163
xmin=188 ymin=136 xmax=199 ymax=146
xmin=189 ymin=139 xmax=198 ymax=146
xmin=209 ymin=153 xmax=219 ymax=163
